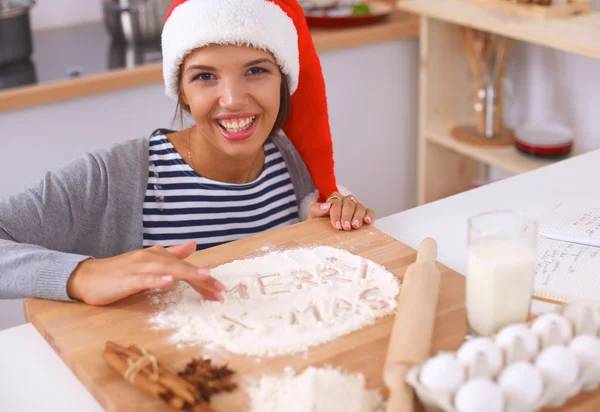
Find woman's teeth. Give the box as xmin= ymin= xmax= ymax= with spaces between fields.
xmin=218 ymin=116 xmax=256 ymax=133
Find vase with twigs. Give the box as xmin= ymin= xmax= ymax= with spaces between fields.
xmin=451 ymin=27 xmax=515 ymax=146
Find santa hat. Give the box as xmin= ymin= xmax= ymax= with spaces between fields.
xmin=161 ymin=0 xmax=339 ymax=204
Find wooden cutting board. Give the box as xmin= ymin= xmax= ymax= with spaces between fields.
xmin=22 ymin=218 xmax=600 ymax=411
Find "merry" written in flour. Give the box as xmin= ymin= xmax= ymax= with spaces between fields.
xmin=149 ymin=246 xmax=401 ymax=356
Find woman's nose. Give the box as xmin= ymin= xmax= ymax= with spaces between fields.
xmin=219 ymin=78 xmax=248 ymax=110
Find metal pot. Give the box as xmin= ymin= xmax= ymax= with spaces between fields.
xmin=103 ymin=0 xmax=172 ymax=44
xmin=0 ymin=58 xmax=36 ymax=90
xmin=0 ymin=0 xmax=35 ymax=66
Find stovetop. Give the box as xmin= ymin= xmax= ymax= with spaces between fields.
xmin=0 ymin=22 xmax=163 ymax=93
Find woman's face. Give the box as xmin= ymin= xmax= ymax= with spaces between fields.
xmin=180 ymin=44 xmax=282 ymax=159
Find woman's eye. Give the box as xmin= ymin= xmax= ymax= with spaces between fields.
xmin=194 ymin=72 xmax=215 ymax=81
xmin=247 ymin=67 xmax=269 ymax=75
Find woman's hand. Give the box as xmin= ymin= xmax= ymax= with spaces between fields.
xmin=66 ymin=241 xmax=225 ymax=306
xmin=308 ymin=192 xmax=375 ymax=231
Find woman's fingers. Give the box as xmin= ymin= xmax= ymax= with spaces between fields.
xmin=195 ymin=269 xmax=226 ymax=293
xmin=179 ymin=268 xmax=225 ymax=301
xmin=364 ymin=208 xmax=376 ymax=225
xmin=308 ymin=202 xmax=332 ymax=219
xmin=139 ymin=248 xmax=225 ymax=300
xmin=351 ymin=202 xmax=368 ymax=229
xmin=328 ymin=193 xmax=343 ymax=229
xmin=323 ymin=193 xmax=374 ymax=230
xmin=340 ymin=197 xmax=357 ymax=231
xmin=137 ymin=274 xmax=175 ymax=292
xmin=165 ymin=240 xmax=197 ymax=259
xmin=189 ymin=282 xmax=224 ymax=302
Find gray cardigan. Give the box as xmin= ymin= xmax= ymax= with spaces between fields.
xmin=0 ymin=131 xmax=315 ymax=302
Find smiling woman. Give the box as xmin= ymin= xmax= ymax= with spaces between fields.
xmin=0 ymin=0 xmax=375 ymax=307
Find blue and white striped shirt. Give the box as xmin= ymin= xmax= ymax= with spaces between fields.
xmin=142 ymin=132 xmax=299 ymax=250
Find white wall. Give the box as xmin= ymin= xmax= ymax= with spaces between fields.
xmin=30 ymin=0 xmax=103 ymax=30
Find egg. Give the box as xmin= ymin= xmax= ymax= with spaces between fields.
xmin=498 ymin=361 xmax=544 ymax=409
xmin=531 ymin=313 xmax=573 ymax=346
xmin=563 ymin=303 xmax=600 ymax=336
xmin=457 ymin=337 xmax=503 ymax=377
xmin=569 ymin=335 xmax=600 ymax=369
xmin=454 ymin=378 xmax=504 ymax=412
xmin=495 ymin=323 xmax=540 ymax=362
xmin=535 ymin=345 xmax=580 ymax=387
xmin=419 ymin=353 xmax=466 ymax=393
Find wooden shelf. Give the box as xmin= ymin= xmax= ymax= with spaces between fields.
xmin=410 ymin=7 xmax=593 ymax=205
xmin=397 ymin=0 xmax=600 ymax=59
xmin=426 ymin=123 xmax=574 ymax=175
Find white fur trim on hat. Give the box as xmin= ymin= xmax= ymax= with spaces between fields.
xmin=161 ymin=0 xmax=299 ymax=100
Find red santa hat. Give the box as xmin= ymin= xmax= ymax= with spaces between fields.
xmin=161 ymin=0 xmax=339 ymax=204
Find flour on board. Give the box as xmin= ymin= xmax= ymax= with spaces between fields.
xmin=149 ymin=246 xmax=400 ymax=356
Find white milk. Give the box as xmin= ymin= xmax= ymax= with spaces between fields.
xmin=466 ymin=238 xmax=536 ymax=336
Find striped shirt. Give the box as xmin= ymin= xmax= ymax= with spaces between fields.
xmin=142 ymin=131 xmax=299 ymax=250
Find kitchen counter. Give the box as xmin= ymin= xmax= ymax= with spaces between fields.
xmin=3 ymin=144 xmax=599 ymax=409
xmin=0 ymin=10 xmax=419 ymax=114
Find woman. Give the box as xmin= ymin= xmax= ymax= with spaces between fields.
xmin=0 ymin=0 xmax=375 ymax=306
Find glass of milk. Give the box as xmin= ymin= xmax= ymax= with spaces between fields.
xmin=466 ymin=210 xmax=537 ymax=337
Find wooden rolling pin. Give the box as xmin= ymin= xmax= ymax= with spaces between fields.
xmin=383 ymin=237 xmax=441 ymax=412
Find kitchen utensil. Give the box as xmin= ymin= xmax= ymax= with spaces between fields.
xmin=103 ymin=0 xmax=172 ymax=44
xmin=384 ymin=237 xmax=441 ymax=412
xmin=452 ymin=27 xmax=515 ymax=146
xmin=0 ymin=58 xmax=36 ymax=90
xmin=0 ymin=0 xmax=35 ymax=66
xmin=514 ymin=123 xmax=574 ymax=158
xmin=303 ymin=0 xmax=392 ymax=28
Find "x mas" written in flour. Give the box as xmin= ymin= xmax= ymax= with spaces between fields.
xmin=149 ymin=246 xmax=401 ymax=356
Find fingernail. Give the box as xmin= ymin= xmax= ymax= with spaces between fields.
xmin=343 ymin=221 xmax=351 ymax=230
xmin=320 ymin=203 xmax=331 ymax=211
xmin=365 ymin=216 xmax=372 ymax=223
xmin=197 ymin=269 xmax=209 ymax=277
xmin=335 ymin=221 xmax=342 ymax=230
xmin=161 ymin=275 xmax=173 ymax=282
xmin=352 ymin=219 xmax=360 ymax=228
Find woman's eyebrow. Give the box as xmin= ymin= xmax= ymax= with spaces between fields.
xmin=185 ymin=58 xmax=275 ymax=74
xmin=185 ymin=64 xmax=217 ymax=74
xmin=244 ymin=58 xmax=276 ymax=67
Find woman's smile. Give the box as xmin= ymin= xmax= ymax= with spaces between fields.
xmin=215 ymin=113 xmax=260 ymax=141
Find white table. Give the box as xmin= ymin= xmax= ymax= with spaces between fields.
xmin=0 ymin=323 xmax=104 ymax=411
xmin=2 ymin=148 xmax=599 ymax=411
xmin=375 ymin=149 xmax=600 ymax=314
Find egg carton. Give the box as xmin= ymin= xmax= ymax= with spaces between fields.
xmin=405 ymin=302 xmax=600 ymax=412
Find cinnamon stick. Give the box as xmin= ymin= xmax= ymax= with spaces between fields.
xmin=103 ymin=350 xmax=168 ymax=398
xmin=103 ymin=341 xmax=202 ymax=411
xmin=127 ymin=344 xmax=198 ymax=403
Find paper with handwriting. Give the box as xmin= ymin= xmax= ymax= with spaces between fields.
xmin=534 ymin=237 xmax=600 ymax=304
xmin=534 ymin=203 xmax=600 ymax=304
xmin=538 ymin=203 xmax=600 ymax=238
